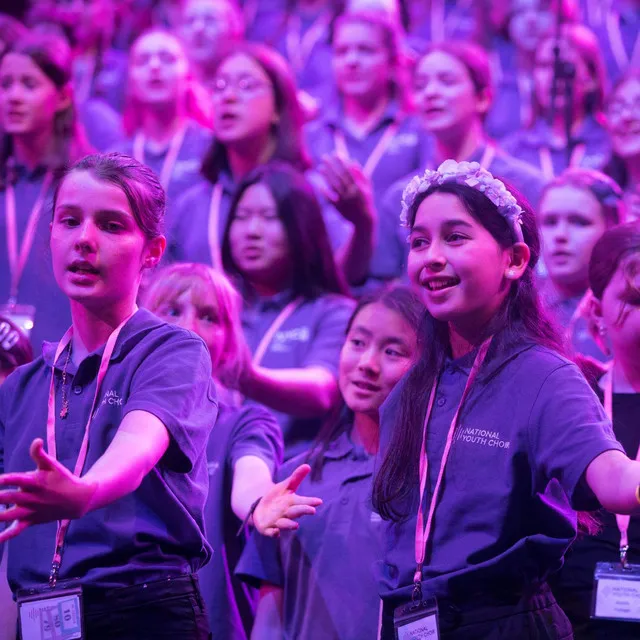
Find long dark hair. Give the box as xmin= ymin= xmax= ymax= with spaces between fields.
xmin=307 ymin=285 xmax=425 ymax=481
xmin=0 ymin=31 xmax=92 ymax=190
xmin=221 ymin=161 xmax=348 ymax=299
xmin=200 ymin=42 xmax=311 ymax=184
xmin=372 ymin=180 xmax=565 ymax=522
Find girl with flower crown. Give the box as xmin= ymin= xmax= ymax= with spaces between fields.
xmin=373 ymin=159 xmax=640 ymax=639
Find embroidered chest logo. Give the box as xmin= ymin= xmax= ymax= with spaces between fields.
xmin=456 ymin=427 xmax=510 ymax=449
xmin=100 ymin=389 xmax=123 ymax=408
xmin=270 ymin=326 xmax=311 ymax=352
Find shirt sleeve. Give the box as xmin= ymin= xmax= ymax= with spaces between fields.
xmin=303 ymin=297 xmax=355 ymax=376
xmin=528 ymin=362 xmax=624 ymax=510
xmin=227 ymin=403 xmax=284 ymax=475
xmin=124 ymin=330 xmax=218 ymax=474
xmin=235 ymin=525 xmax=284 ymax=589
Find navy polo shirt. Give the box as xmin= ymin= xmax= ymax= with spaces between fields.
xmin=502 ymin=116 xmax=612 ymax=178
xmin=0 ymin=309 xmax=217 ymax=592
xmin=0 ymin=167 xmax=71 ymax=352
xmin=305 ymin=101 xmax=423 ymax=288
xmin=236 ymin=428 xmax=382 ymax=640
xmin=111 ymin=122 xmax=213 ymax=232
xmin=198 ymin=398 xmax=283 ymax=640
xmin=376 ymin=328 xmax=623 ymax=614
xmin=242 ymin=290 xmax=354 ymax=459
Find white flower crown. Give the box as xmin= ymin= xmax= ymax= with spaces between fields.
xmin=400 ymin=160 xmax=525 ymax=243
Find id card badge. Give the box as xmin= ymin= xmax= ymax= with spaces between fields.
xmin=592 ymin=561 xmax=640 ymax=622
xmin=394 ymin=597 xmax=440 ymax=640
xmin=17 ymin=581 xmax=84 ymax=640
xmin=0 ymin=301 xmax=36 ymax=337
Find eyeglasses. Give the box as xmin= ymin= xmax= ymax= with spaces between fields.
xmin=608 ymin=98 xmax=640 ymax=120
xmin=212 ymin=76 xmax=270 ymax=99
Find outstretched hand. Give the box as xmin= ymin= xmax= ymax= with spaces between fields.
xmin=0 ymin=439 xmax=96 ymax=543
xmin=252 ymin=464 xmax=322 ymax=538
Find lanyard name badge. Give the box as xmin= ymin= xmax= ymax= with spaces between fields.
xmin=0 ymin=170 xmax=54 ymax=336
xmin=592 ymin=365 xmax=640 ymax=623
xmin=16 ymin=315 xmax=132 ymax=640
xmin=394 ymin=338 xmax=493 ymax=639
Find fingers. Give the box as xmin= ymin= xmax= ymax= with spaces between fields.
xmin=0 ymin=490 xmax=38 ymax=508
xmin=30 ymin=438 xmax=56 ymax=471
xmin=0 ymin=505 xmax=33 ymax=523
xmin=283 ymin=505 xmax=317 ymax=519
xmin=285 ymin=464 xmax=312 ymax=493
xmin=0 ymin=518 xmax=29 ymax=544
xmin=0 ymin=472 xmax=38 ymax=490
xmin=273 ymin=517 xmax=299 ymax=531
xmin=292 ymin=494 xmax=323 ymax=507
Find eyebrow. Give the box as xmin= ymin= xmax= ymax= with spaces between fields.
xmin=55 ymin=204 xmax=133 ymax=218
xmin=410 ymin=219 xmax=473 ymax=233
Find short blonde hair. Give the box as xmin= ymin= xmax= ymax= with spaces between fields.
xmin=143 ymin=263 xmax=245 ymax=388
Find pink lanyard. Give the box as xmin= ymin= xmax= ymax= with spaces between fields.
xmin=538 ymin=144 xmax=587 ymax=182
xmin=333 ymin=121 xmax=401 ymax=178
xmin=285 ymin=12 xmax=331 ymax=73
xmin=413 ymin=337 xmax=493 ymax=591
xmin=132 ymin=125 xmax=187 ymax=192
xmin=606 ymin=10 xmax=640 ymax=73
xmin=604 ymin=368 xmax=640 ymax=565
xmin=252 ymin=297 xmax=304 ymax=366
xmin=46 ymin=314 xmax=133 ymax=586
xmin=5 ymin=171 xmax=54 ymax=303
xmin=207 ymin=183 xmax=224 ymax=271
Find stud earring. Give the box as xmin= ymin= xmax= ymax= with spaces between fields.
xmin=507 ymin=269 xmax=515 ymax=278
xmin=598 ymin=324 xmax=607 ymax=336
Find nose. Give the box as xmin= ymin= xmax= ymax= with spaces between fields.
xmin=245 ymin=215 xmax=263 ymax=237
xmin=76 ymin=220 xmax=98 ymax=251
xmin=551 ymin=219 xmax=569 ymax=243
xmin=358 ymin=346 xmax=380 ymax=375
xmin=423 ymin=239 xmax=446 ymax=271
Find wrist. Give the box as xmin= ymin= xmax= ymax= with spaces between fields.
xmin=74 ymin=477 xmax=99 ymax=518
xmin=237 ymin=496 xmax=263 ymax=536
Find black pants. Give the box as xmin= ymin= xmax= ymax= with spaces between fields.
xmin=381 ymin=584 xmax=574 ymax=640
xmin=81 ymin=574 xmax=211 ymax=640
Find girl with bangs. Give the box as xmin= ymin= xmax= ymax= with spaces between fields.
xmin=144 ymin=262 xmax=321 ymax=640
xmin=373 ymin=159 xmax=640 ymax=638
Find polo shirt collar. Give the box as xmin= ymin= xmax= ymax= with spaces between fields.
xmin=42 ymin=308 xmax=165 ymax=369
xmin=323 ymin=98 xmax=402 ymax=132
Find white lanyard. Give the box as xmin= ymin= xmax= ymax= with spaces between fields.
xmin=252 ymin=298 xmax=304 ymax=367
xmin=132 ymin=125 xmax=187 ymax=191
xmin=333 ymin=120 xmax=402 ymax=178
xmin=538 ymin=144 xmax=587 ymax=181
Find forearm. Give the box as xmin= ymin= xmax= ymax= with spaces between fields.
xmin=231 ymin=456 xmax=275 ymax=521
xmin=81 ymin=410 xmax=170 ymax=513
xmin=252 ymin=585 xmax=284 ymax=640
xmin=586 ymin=450 xmax=640 ymax=515
xmin=337 ymin=214 xmax=376 ymax=286
xmin=243 ymin=366 xmax=339 ymax=417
